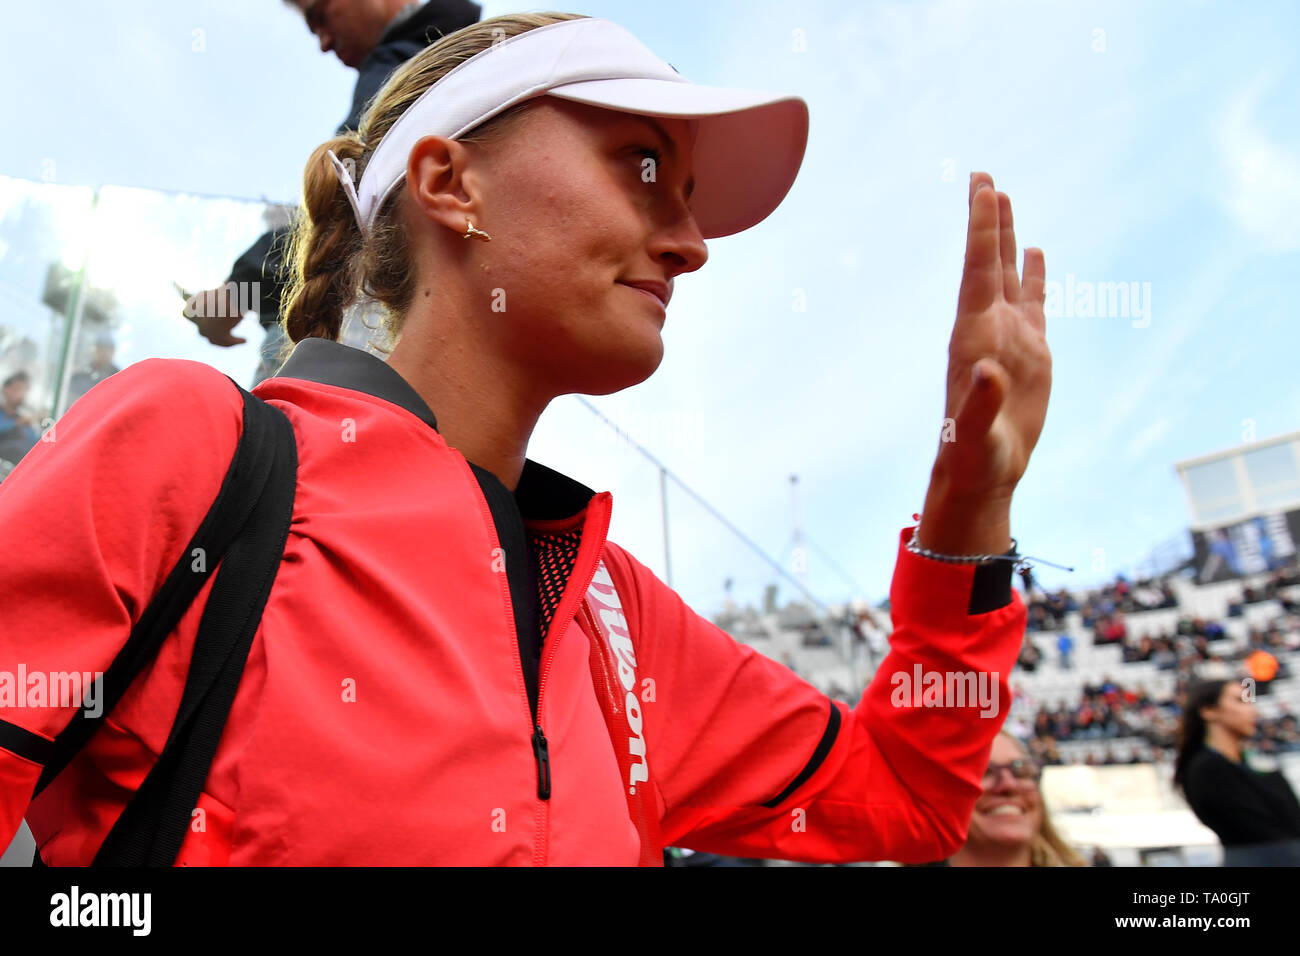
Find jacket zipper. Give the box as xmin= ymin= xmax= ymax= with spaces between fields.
xmin=530 ymin=585 xmax=570 ymax=803
xmin=531 ymin=494 xmax=612 ymax=778
xmin=529 ymin=570 xmax=565 ymax=804
xmin=528 ymin=493 xmax=613 ymax=864
xmin=530 ymin=633 xmax=561 ymax=867
xmin=530 ymin=723 xmax=551 ymax=799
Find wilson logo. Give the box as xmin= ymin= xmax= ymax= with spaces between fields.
xmin=585 ymin=561 xmax=649 ymax=795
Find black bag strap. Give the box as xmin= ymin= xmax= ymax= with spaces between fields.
xmin=26 ymin=377 xmax=295 ymax=867
xmin=92 ymin=385 xmax=297 ymax=865
xmin=31 ymin=378 xmax=285 ymax=797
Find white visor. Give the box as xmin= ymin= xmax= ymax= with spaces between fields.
xmin=331 ymin=16 xmax=809 ymax=240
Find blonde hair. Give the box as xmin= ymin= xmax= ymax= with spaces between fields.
xmin=279 ymin=12 xmax=590 ymax=347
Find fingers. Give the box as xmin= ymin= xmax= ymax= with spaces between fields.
xmin=181 ymin=289 xmax=250 ymax=347
xmin=204 ymin=333 xmax=246 ymax=347
xmin=959 ymin=173 xmax=1001 ymax=316
xmin=206 ymin=328 xmax=247 ymax=347
xmin=968 ymin=171 xmax=993 ymax=210
xmin=998 ymin=192 xmax=1020 ymax=302
xmin=1022 ymin=247 xmax=1047 ymax=331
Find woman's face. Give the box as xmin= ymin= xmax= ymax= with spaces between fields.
xmin=1204 ymin=682 xmax=1257 ymax=739
xmin=966 ymin=735 xmax=1043 ymax=854
xmin=408 ymin=96 xmax=709 ymax=399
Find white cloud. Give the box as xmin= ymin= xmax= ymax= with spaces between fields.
xmin=1216 ymin=69 xmax=1300 ymax=251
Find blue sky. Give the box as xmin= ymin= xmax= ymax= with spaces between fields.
xmin=2 ymin=0 xmax=1297 ymax=613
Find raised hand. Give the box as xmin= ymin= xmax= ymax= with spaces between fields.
xmin=915 ymin=172 xmax=1052 ymax=557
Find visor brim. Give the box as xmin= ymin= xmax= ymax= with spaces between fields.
xmin=546 ymin=79 xmax=809 ymax=239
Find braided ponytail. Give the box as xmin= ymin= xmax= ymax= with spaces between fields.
xmin=281 ymin=132 xmax=366 ymax=342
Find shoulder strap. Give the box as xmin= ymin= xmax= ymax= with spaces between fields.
xmin=92 ymin=383 xmax=297 ymax=865
xmin=32 ymin=379 xmax=287 ymax=799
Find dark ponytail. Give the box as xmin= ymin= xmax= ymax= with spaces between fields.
xmin=1173 ymin=679 xmax=1228 ymax=790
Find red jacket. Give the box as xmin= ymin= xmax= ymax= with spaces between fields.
xmin=0 ymin=338 xmax=1025 ymax=865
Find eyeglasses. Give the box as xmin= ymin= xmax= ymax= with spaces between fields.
xmin=983 ymin=760 xmax=1041 ymax=786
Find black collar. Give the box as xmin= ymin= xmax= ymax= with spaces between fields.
xmin=272 ymin=337 xmax=597 ymax=520
xmin=277 ymin=337 xmax=438 ymax=429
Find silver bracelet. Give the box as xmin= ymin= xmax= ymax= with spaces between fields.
xmin=906 ymin=520 xmax=1076 ymax=573
xmin=906 ymin=529 xmax=1018 ymax=565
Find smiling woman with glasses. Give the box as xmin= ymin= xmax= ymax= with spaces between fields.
xmin=943 ymin=731 xmax=1084 ymax=867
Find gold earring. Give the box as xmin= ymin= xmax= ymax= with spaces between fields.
xmin=463 ymin=220 xmax=492 ymax=241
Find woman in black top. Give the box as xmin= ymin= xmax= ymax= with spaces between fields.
xmin=1175 ymin=679 xmax=1300 ymax=865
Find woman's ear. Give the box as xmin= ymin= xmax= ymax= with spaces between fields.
xmin=405 ymin=135 xmax=483 ymax=234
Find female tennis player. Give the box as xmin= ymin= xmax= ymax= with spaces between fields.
xmin=0 ymin=12 xmax=1050 ymax=865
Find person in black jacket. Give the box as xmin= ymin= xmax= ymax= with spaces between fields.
xmin=1174 ymin=678 xmax=1300 ymax=865
xmin=184 ymin=0 xmax=482 ymax=379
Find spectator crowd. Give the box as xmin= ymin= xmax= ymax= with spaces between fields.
xmin=1009 ymin=566 xmax=1300 ymax=767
